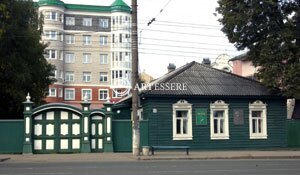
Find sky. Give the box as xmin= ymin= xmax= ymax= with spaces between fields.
xmin=44 ymin=0 xmax=246 ymax=78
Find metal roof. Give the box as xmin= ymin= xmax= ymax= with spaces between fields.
xmin=115 ymin=61 xmax=277 ymax=106
xmin=143 ymin=61 xmax=272 ymax=96
xmin=229 ymin=53 xmax=249 ymax=61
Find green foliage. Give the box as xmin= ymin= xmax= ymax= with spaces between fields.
xmin=0 ymin=0 xmax=55 ymax=119
xmin=217 ymin=0 xmax=300 ymax=98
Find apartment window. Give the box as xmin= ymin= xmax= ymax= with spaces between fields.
xmin=82 ymin=18 xmax=92 ymax=26
xmin=65 ymin=53 xmax=75 ymax=63
xmin=99 ymin=18 xmax=109 ymax=28
xmin=119 ymin=34 xmax=122 ymax=43
xmin=45 ymin=31 xmax=57 ymax=40
xmin=82 ymin=89 xmax=92 ymax=100
xmin=100 ymin=54 xmax=108 ymax=64
xmin=48 ymin=88 xmax=56 ymax=97
xmin=58 ymin=88 xmax=63 ymax=97
xmin=99 ymin=72 xmax=108 ymax=82
xmin=112 ymin=16 xmax=115 ymax=25
xmin=172 ymin=100 xmax=193 ymax=140
xmin=99 ymin=89 xmax=108 ymax=100
xmin=112 ymin=89 xmax=122 ymax=98
xmin=210 ymin=100 xmax=229 ymax=140
xmin=64 ymin=88 xmax=75 ymax=100
xmin=66 ymin=35 xmax=75 ymax=44
xmin=83 ymin=72 xmax=91 ymax=82
xmin=44 ymin=50 xmax=57 ymax=59
xmin=82 ymin=53 xmax=91 ymax=63
xmin=83 ymin=35 xmax=91 ymax=45
xmin=249 ymin=100 xmax=267 ymax=139
xmin=65 ymin=71 xmax=74 ymax=82
xmin=100 ymin=36 xmax=108 ymax=45
xmin=45 ymin=11 xmax=57 ymax=21
xmin=58 ymin=70 xmax=63 ymax=79
xmin=66 ymin=17 xmax=75 ymax=26
xmin=119 ymin=16 xmax=122 ymax=24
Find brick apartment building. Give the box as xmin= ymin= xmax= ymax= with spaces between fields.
xmin=37 ymin=0 xmax=132 ymax=108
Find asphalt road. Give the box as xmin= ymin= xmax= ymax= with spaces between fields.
xmin=1 ymin=159 xmax=300 ymax=175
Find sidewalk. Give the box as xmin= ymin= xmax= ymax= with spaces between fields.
xmin=1 ymin=150 xmax=300 ymax=163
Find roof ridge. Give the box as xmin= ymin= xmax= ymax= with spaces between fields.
xmin=156 ymin=61 xmax=196 ymax=84
xmin=194 ymin=61 xmax=265 ymax=86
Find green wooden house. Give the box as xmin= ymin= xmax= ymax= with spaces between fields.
xmin=113 ymin=61 xmax=287 ymax=150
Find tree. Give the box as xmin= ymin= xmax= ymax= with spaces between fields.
xmin=217 ymin=0 xmax=300 ymax=98
xmin=0 ymin=0 xmax=55 ymax=119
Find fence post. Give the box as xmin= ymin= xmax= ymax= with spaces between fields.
xmin=22 ymin=93 xmax=33 ymax=154
xmin=81 ymin=94 xmax=91 ymax=153
xmin=103 ymin=98 xmax=114 ymax=152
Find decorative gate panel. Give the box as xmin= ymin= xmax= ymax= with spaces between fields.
xmin=32 ymin=110 xmax=82 ymax=153
xmin=90 ymin=115 xmax=104 ymax=152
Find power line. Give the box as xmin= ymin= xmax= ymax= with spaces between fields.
xmin=147 ymin=20 xmax=222 ymax=28
xmin=139 ymin=52 xmax=228 ymax=58
xmin=139 ymin=0 xmax=173 ymax=44
xmin=143 ymin=29 xmax=226 ymax=38
xmin=138 ymin=48 xmax=229 ymax=56
xmin=140 ymin=37 xmax=232 ymax=46
xmin=139 ymin=43 xmax=237 ymax=52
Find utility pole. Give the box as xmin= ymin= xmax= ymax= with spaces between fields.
xmin=131 ymin=0 xmax=140 ymax=156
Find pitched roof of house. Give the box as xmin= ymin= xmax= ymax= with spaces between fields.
xmin=142 ymin=61 xmax=271 ymax=96
xmin=116 ymin=61 xmax=276 ymax=105
xmin=229 ymin=53 xmax=249 ymax=61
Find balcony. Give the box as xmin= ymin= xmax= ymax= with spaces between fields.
xmin=112 ymin=61 xmax=131 ymax=69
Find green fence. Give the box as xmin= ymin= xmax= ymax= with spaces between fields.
xmin=287 ymin=120 xmax=300 ymax=147
xmin=0 ymin=120 xmax=24 ymax=153
xmin=112 ymin=120 xmax=148 ymax=152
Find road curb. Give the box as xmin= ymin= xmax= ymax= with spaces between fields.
xmin=138 ymin=155 xmax=300 ymax=161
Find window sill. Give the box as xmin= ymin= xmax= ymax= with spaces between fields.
xmin=173 ymin=136 xmax=193 ymax=141
xmin=210 ymin=136 xmax=229 ymax=140
xmin=250 ymin=135 xmax=267 ymax=139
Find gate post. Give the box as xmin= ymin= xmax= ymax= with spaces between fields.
xmin=81 ymin=96 xmax=91 ymax=153
xmin=22 ymin=93 xmax=33 ymax=154
xmin=103 ymin=99 xmax=114 ymax=152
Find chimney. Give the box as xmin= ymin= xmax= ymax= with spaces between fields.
xmin=167 ymin=63 xmax=176 ymax=73
xmin=202 ymin=58 xmax=211 ymax=66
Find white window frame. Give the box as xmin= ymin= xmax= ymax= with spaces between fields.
xmin=99 ymin=72 xmax=108 ymax=82
xmin=65 ymin=53 xmax=75 ymax=63
xmin=100 ymin=35 xmax=108 ymax=45
xmin=45 ymin=49 xmax=57 ymax=59
xmin=99 ymin=18 xmax=109 ymax=28
xmin=100 ymin=54 xmax=108 ymax=64
xmin=210 ymin=100 xmax=229 ymax=140
xmin=65 ymin=71 xmax=74 ymax=82
xmin=45 ymin=11 xmax=58 ymax=21
xmin=65 ymin=34 xmax=75 ymax=44
xmin=83 ymin=35 xmax=91 ymax=45
xmin=82 ymin=53 xmax=91 ymax=63
xmin=82 ymin=18 xmax=92 ymax=26
xmin=64 ymin=88 xmax=75 ymax=100
xmin=249 ymin=100 xmax=267 ymax=139
xmin=82 ymin=72 xmax=91 ymax=82
xmin=99 ymin=89 xmax=108 ymax=100
xmin=82 ymin=89 xmax=92 ymax=100
xmin=172 ymin=100 xmax=193 ymax=140
xmin=48 ymin=88 xmax=57 ymax=97
xmin=45 ymin=31 xmax=57 ymax=40
xmin=66 ymin=17 xmax=75 ymax=26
